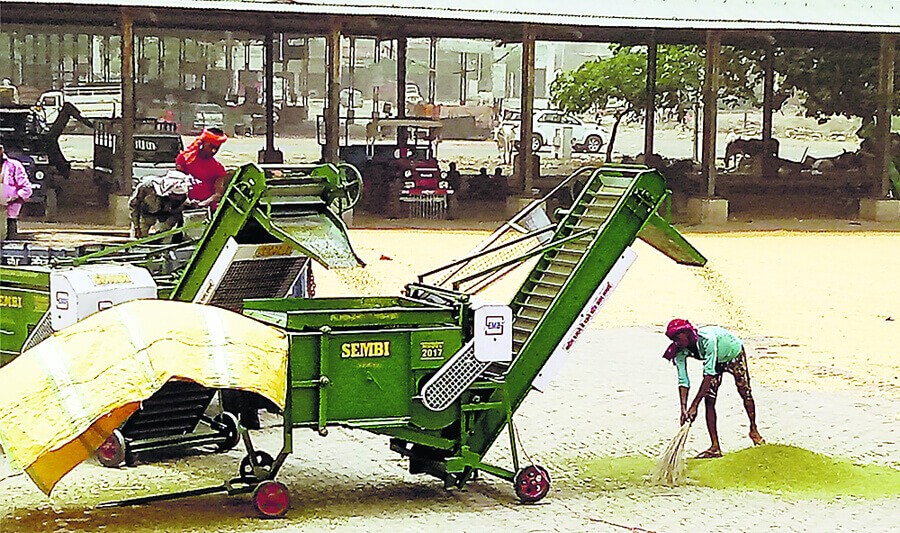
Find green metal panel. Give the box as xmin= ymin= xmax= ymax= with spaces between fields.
xmin=0 ymin=267 xmax=51 ymax=366
xmin=638 ymin=213 xmax=706 ymax=266
xmin=464 ymin=166 xmax=699 ymax=459
xmin=324 ymin=330 xmax=411 ymax=421
xmin=243 ymin=296 xmax=458 ymax=331
xmin=170 ymin=163 xmax=364 ymax=302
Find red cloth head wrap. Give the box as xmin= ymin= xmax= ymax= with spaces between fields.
xmin=665 ymin=318 xmax=697 ymax=343
xmin=662 ymin=342 xmax=680 ymax=363
xmin=179 ymin=128 xmax=228 ymax=165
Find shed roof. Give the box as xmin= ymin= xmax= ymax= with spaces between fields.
xmin=3 ymin=0 xmax=898 ymax=44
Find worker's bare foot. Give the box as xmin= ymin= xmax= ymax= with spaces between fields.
xmin=695 ymin=448 xmax=723 ymax=459
xmin=749 ymin=430 xmax=765 ymax=445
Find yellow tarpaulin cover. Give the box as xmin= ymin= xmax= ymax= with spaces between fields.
xmin=0 ymin=299 xmax=288 ymax=495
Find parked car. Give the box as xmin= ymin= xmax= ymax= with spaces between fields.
xmin=494 ymin=109 xmax=607 ymax=153
xmin=190 ymin=103 xmax=225 ymax=134
xmin=405 ymin=83 xmax=424 ymax=105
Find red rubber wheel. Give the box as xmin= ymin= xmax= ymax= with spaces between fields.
xmin=253 ymin=480 xmax=290 ymax=518
xmin=96 ymin=429 xmax=127 ymax=468
xmin=514 ymin=464 xmax=551 ymax=503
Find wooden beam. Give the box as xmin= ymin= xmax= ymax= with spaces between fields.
xmin=120 ymin=8 xmax=134 ymax=195
xmin=428 ymin=37 xmax=437 ymax=104
xmin=762 ymin=43 xmax=774 ymax=143
xmin=877 ymin=33 xmax=896 ymax=197
xmin=643 ymin=32 xmax=657 ymax=161
xmin=264 ymin=29 xmax=277 ymax=156
xmin=324 ymin=23 xmax=341 ymax=164
xmin=397 ymin=36 xmax=408 ymax=146
xmin=520 ymin=26 xmax=536 ymax=193
xmin=701 ymin=30 xmax=720 ymax=197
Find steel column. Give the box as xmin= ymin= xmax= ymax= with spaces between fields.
xmin=762 ymin=43 xmax=774 ymax=143
xmin=644 ymin=32 xmax=657 ymax=161
xmin=265 ymin=31 xmax=276 ymax=153
xmin=397 ymin=37 xmax=408 ymax=147
xmin=520 ymin=27 xmax=536 ymax=193
xmin=701 ymin=31 xmax=720 ymax=197
xmin=348 ymin=36 xmax=357 ymax=119
xmin=428 ymin=37 xmax=437 ymax=104
xmin=877 ymin=34 xmax=896 ymax=197
xmin=397 ymin=37 xmax=408 ymax=118
xmin=324 ymin=24 xmax=341 ymax=164
xmin=120 ymin=9 xmax=135 ymax=195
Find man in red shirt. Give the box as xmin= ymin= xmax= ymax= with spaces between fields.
xmin=176 ymin=128 xmax=228 ymax=209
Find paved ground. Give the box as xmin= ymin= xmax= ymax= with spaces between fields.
xmin=1 ymin=327 xmax=896 ymax=533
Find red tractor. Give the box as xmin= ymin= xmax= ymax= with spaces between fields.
xmin=355 ymin=118 xmax=454 ymax=219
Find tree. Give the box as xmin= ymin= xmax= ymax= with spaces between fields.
xmin=773 ymin=47 xmax=899 ymax=129
xmin=550 ymin=46 xmax=653 ymax=160
xmin=550 ymin=44 xmax=763 ymax=161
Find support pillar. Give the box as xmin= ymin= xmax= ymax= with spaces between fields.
xmin=860 ymin=33 xmax=899 ymax=221
xmin=259 ymin=28 xmax=283 ymax=163
xmin=348 ymin=36 xmax=357 ymax=120
xmin=397 ymin=37 xmax=408 ymax=146
xmin=693 ymin=31 xmax=728 ymax=225
xmin=119 ymin=9 xmax=134 ymax=199
xmin=762 ymin=41 xmax=776 ymax=176
xmin=324 ymin=24 xmax=341 ymax=164
xmin=643 ymin=32 xmax=657 ymax=162
xmin=701 ymin=30 xmax=721 ymax=198
xmin=428 ymin=37 xmax=437 ymax=104
xmin=876 ymin=34 xmax=896 ymax=199
xmin=519 ymin=27 xmax=536 ymax=193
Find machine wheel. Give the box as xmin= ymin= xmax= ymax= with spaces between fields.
xmin=531 ymin=134 xmax=544 ymax=152
xmin=514 ymin=464 xmax=551 ymax=503
xmin=253 ymin=480 xmax=290 ymax=518
xmin=240 ymin=450 xmax=275 ymax=481
xmin=335 ymin=163 xmax=364 ymax=212
xmin=96 ymin=429 xmax=127 ymax=468
xmin=213 ymin=411 xmax=241 ymax=452
xmin=585 ymin=135 xmax=604 ymax=153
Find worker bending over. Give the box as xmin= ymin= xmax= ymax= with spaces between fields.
xmin=129 ymin=171 xmax=194 ymax=239
xmin=663 ymin=319 xmax=765 ymax=458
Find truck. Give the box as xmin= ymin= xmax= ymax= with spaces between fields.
xmin=0 ymin=102 xmax=91 ymax=215
xmin=37 ymin=83 xmax=122 ymax=124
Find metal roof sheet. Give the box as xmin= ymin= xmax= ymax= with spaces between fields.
xmin=8 ymin=0 xmax=900 ymax=33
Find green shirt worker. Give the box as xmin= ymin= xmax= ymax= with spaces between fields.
xmin=663 ymin=319 xmax=765 ymax=458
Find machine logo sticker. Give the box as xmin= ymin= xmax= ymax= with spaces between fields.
xmin=420 ymin=341 xmax=444 ymax=360
xmin=0 ymin=294 xmax=23 ymax=308
xmin=484 ymin=316 xmax=505 ymax=335
xmin=341 ymin=341 xmax=391 ymax=358
xmin=89 ymin=273 xmax=131 ymax=286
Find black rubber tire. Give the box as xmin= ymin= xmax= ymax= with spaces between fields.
xmin=240 ymin=450 xmax=275 ymax=481
xmin=214 ymin=411 xmax=241 ymax=452
xmin=585 ymin=135 xmax=604 ymax=153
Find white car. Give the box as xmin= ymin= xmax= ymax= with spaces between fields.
xmin=496 ymin=110 xmax=607 ymax=153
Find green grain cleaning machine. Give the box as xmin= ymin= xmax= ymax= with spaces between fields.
xmin=103 ymin=164 xmax=706 ymax=517
xmin=1 ymin=161 xmax=364 ymax=464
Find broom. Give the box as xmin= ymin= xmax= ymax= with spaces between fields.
xmin=651 ymin=421 xmax=692 ymax=486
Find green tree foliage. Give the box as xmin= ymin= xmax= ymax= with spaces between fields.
xmin=550 ymin=44 xmax=762 ymax=159
xmin=773 ymin=47 xmax=899 ymax=128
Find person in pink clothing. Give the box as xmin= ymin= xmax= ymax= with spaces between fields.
xmin=175 ymin=128 xmax=228 ymax=210
xmin=1 ymin=143 xmax=34 ymax=240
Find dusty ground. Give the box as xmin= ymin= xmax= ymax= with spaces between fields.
xmin=1 ymin=222 xmax=898 ymax=532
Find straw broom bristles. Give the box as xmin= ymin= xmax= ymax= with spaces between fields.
xmin=651 ymin=421 xmax=692 ymax=486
